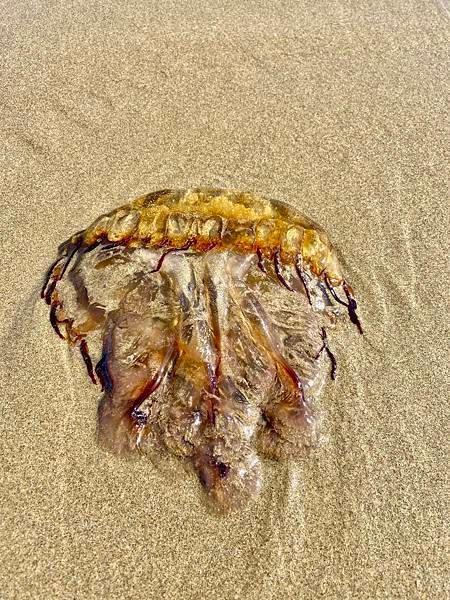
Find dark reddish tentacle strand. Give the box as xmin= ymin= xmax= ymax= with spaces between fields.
xmin=325 ymin=276 xmax=363 ymax=335
xmin=343 ymin=282 xmax=364 ymax=335
xmin=294 ymin=255 xmax=312 ymax=306
xmin=316 ymin=327 xmax=337 ymax=380
xmin=273 ymin=248 xmax=294 ymax=291
xmin=49 ymin=303 xmax=65 ymax=339
xmin=41 ymin=255 xmax=66 ymax=299
xmin=79 ymin=339 xmax=97 ymax=385
xmin=44 ymin=240 xmax=83 ymax=305
xmin=256 ymin=248 xmax=267 ymax=273
xmin=324 ymin=276 xmax=348 ymax=307
xmin=150 ymin=240 xmax=194 ymax=273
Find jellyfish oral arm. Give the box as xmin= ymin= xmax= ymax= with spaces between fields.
xmin=96 ymin=309 xmax=179 ymax=454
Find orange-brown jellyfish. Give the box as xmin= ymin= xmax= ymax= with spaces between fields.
xmin=42 ymin=188 xmax=362 ymax=511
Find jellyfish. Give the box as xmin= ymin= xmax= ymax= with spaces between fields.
xmin=41 ymin=188 xmax=362 ymax=511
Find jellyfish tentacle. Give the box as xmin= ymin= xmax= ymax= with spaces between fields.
xmin=41 ymin=231 xmax=84 ymax=299
xmin=66 ymin=242 xmax=107 ymax=333
xmin=317 ymin=281 xmax=334 ymax=307
xmin=294 ymin=254 xmax=312 ymax=306
xmin=343 ymin=281 xmax=363 ymax=334
xmin=79 ymin=339 xmax=97 ymax=384
xmin=273 ymin=247 xmax=294 ymax=291
xmin=325 ymin=275 xmax=348 ymax=307
xmin=150 ymin=239 xmax=194 ymax=273
xmin=314 ymin=327 xmax=337 ymax=380
xmin=276 ymin=356 xmax=306 ymax=406
xmin=41 ymin=253 xmax=66 ymax=299
xmin=43 ymin=238 xmax=83 ymax=305
xmin=47 ymin=247 xmax=108 ymax=382
xmin=325 ymin=276 xmax=363 ymax=334
xmin=47 ymin=289 xmax=83 ymax=341
xmin=49 ymin=300 xmax=66 ymax=339
xmin=49 ymin=290 xmax=105 ymax=381
xmin=57 ymin=300 xmax=105 ymax=382
xmin=256 ymin=248 xmax=267 ymax=273
xmin=43 ymin=238 xmax=86 ymax=344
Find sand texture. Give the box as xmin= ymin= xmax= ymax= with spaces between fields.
xmin=0 ymin=1 xmax=447 ymax=598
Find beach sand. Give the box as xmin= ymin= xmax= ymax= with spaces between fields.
xmin=0 ymin=1 xmax=447 ymax=598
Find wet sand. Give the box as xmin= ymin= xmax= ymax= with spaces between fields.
xmin=0 ymin=2 xmax=447 ymax=598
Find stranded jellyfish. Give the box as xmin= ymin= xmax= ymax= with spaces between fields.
xmin=42 ymin=188 xmax=362 ymax=511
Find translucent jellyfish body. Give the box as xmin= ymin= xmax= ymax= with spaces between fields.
xmin=42 ymin=189 xmax=362 ymax=510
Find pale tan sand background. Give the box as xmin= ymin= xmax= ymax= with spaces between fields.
xmin=0 ymin=1 xmax=448 ymax=598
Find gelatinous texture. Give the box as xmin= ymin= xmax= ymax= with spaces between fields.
xmin=41 ymin=188 xmax=362 ymax=511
